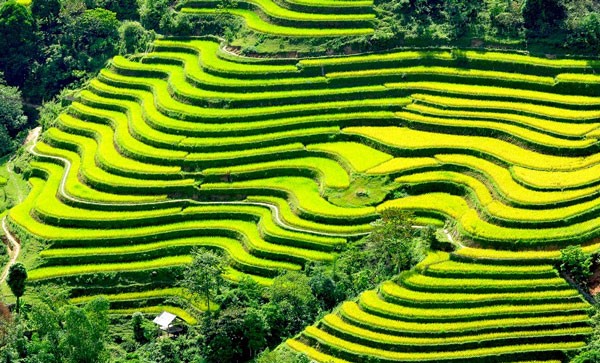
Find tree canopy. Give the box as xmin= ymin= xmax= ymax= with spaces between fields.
xmin=6 ymin=263 xmax=27 ymax=313
xmin=0 ymin=1 xmax=36 ymax=87
xmin=179 ymin=248 xmax=228 ymax=312
xmin=0 ymin=78 xmax=27 ymax=155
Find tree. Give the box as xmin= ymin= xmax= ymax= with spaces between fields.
xmin=0 ymin=303 xmax=23 ymax=362
xmin=243 ymin=307 xmax=269 ymax=358
xmin=60 ymin=0 xmax=87 ymax=20
xmin=132 ymin=312 xmax=146 ymax=344
xmin=143 ymin=336 xmax=181 ymax=363
xmin=218 ymin=275 xmax=264 ymax=309
xmin=26 ymin=299 xmax=63 ymax=360
xmin=200 ymin=307 xmax=245 ymax=363
xmin=26 ymin=6 xmax=120 ymax=102
xmin=37 ymin=89 xmax=70 ymax=131
xmin=366 ymin=208 xmax=426 ymax=275
xmin=446 ymin=0 xmax=481 ymax=38
xmin=6 ymin=263 xmax=27 ymax=313
xmin=200 ymin=305 xmax=268 ymax=362
xmin=31 ymin=0 xmax=60 ymax=30
xmin=31 ymin=0 xmax=61 ymax=20
xmin=0 ymin=79 xmax=28 ymax=136
xmin=138 ymin=0 xmax=170 ymax=31
xmin=522 ymin=0 xmax=566 ymax=36
xmin=60 ymin=297 xmax=110 ymax=363
xmin=307 ymin=264 xmax=340 ymax=311
xmin=88 ymin=0 xmax=139 ymax=20
xmin=559 ymin=245 xmax=593 ymax=285
xmin=332 ymin=209 xmax=429 ymax=298
xmin=118 ymin=21 xmax=155 ymax=55
xmin=179 ymin=248 xmax=228 ymax=313
xmin=0 ymin=79 xmax=27 ymax=156
xmin=264 ymin=271 xmax=319 ymax=344
xmin=571 ymin=302 xmax=600 ymax=362
xmin=567 ymin=12 xmax=600 ymax=52
xmin=0 ymin=1 xmax=36 ymax=87
xmin=0 ymin=294 xmax=112 ymax=362
xmin=256 ymin=347 xmax=311 ymax=363
xmin=63 ymin=8 xmax=120 ymax=71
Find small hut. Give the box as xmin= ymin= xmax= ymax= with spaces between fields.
xmin=152 ymin=311 xmax=184 ymax=336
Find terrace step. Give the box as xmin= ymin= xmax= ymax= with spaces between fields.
xmin=10 ymin=39 xmax=598 ymax=359
xmin=290 ymin=253 xmax=592 ymax=361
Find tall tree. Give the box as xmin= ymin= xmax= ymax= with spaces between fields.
xmin=0 ymin=1 xmax=36 ymax=87
xmin=6 ymin=263 xmax=27 ymax=313
xmin=180 ymin=248 xmax=228 ymax=313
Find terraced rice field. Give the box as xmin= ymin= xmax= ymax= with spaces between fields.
xmin=178 ymin=0 xmax=375 ymax=36
xmin=287 ymin=252 xmax=593 ymax=362
xmin=8 ymin=37 xmax=600 ymax=358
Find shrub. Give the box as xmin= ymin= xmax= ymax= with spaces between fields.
xmin=118 ymin=21 xmax=155 ymax=56
xmin=559 ymin=245 xmax=593 ymax=285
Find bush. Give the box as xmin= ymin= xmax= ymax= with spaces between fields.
xmin=118 ymin=21 xmax=155 ymax=55
xmin=0 ymin=77 xmax=27 ymax=154
xmin=138 ymin=0 xmax=171 ymax=31
xmin=559 ymin=245 xmax=592 ymax=285
xmin=256 ymin=347 xmax=311 ymax=363
xmin=567 ymin=13 xmax=600 ymax=52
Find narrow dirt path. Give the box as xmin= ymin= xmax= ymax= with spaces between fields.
xmin=0 ymin=217 xmax=20 ymax=284
xmin=24 ymin=127 xmax=41 ymax=145
xmin=4 ymin=163 xmax=23 ymax=204
xmin=0 ymin=127 xmax=41 ymax=284
xmin=5 ymin=127 xmax=40 ymax=204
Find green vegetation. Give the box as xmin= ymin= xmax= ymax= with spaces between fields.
xmin=559 ymin=245 xmax=593 ymax=286
xmin=288 ymin=251 xmax=592 ymax=362
xmin=0 ymin=1 xmax=599 ymax=361
xmin=0 ymin=293 xmax=112 ymax=362
xmin=572 ymin=303 xmax=600 ymax=363
xmin=0 ymin=78 xmax=28 ymax=156
xmin=179 ymin=248 xmax=228 ymax=312
xmin=2 ymin=34 xmax=599 ymax=360
xmin=325 ymin=175 xmax=395 ymax=208
xmin=6 ymin=263 xmax=26 ymax=313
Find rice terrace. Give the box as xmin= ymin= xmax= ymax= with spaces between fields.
xmin=0 ymin=0 xmax=599 ymax=362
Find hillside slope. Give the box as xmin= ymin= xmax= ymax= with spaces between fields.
xmin=6 ymin=37 xmax=600 ymax=357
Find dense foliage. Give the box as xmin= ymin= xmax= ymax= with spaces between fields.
xmin=560 ymin=245 xmax=593 ymax=285
xmin=357 ymin=0 xmax=600 ymax=52
xmin=572 ymin=302 xmax=600 ymax=363
xmin=0 ymin=292 xmax=112 ymax=362
xmin=0 ymin=0 xmax=152 ymax=104
xmin=179 ymin=248 xmax=228 ymax=313
xmin=332 ymin=210 xmax=431 ymax=298
xmin=97 ymin=211 xmax=429 ymax=362
xmin=0 ymin=77 xmax=27 ymax=155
